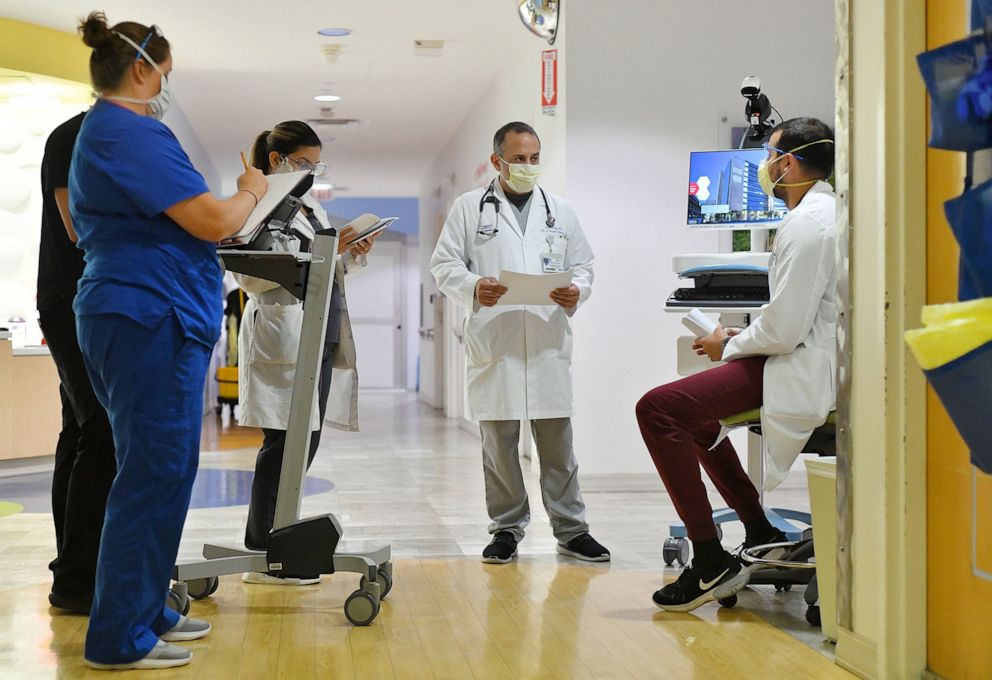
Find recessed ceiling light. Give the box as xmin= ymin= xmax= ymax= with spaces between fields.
xmin=314 ymin=94 xmax=341 ymax=102
xmin=318 ymin=28 xmax=351 ymax=37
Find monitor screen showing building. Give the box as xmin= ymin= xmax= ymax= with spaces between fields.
xmin=687 ymin=149 xmax=788 ymax=229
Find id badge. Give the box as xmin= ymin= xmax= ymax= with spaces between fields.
xmin=541 ymin=253 xmax=565 ymax=273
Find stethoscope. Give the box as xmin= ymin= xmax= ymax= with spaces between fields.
xmin=477 ymin=178 xmax=556 ymax=236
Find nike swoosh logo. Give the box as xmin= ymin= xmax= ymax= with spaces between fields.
xmin=699 ymin=568 xmax=729 ymax=591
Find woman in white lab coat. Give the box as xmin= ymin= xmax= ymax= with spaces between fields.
xmin=235 ymin=121 xmax=375 ymax=582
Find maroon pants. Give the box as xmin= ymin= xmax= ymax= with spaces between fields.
xmin=635 ymin=357 xmax=767 ymax=541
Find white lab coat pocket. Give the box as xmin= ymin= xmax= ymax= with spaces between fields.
xmin=465 ymin=307 xmax=524 ymax=367
xmin=760 ymin=346 xmax=835 ymax=490
xmin=251 ymin=302 xmax=303 ymax=365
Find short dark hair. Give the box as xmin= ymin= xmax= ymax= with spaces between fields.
xmin=770 ymin=117 xmax=834 ymax=179
xmin=78 ymin=12 xmax=171 ymax=93
xmin=250 ymin=121 xmax=323 ymax=174
xmin=493 ymin=122 xmax=540 ymax=156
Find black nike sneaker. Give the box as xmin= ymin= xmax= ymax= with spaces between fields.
xmin=482 ymin=531 xmax=518 ymax=564
xmin=653 ymin=551 xmax=750 ymax=612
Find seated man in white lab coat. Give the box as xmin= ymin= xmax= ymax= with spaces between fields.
xmin=430 ymin=121 xmax=609 ymax=564
xmin=636 ymin=117 xmax=837 ymax=612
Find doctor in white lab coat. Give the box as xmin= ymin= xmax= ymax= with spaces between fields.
xmin=635 ymin=117 xmax=837 ymax=613
xmin=430 ymin=122 xmax=610 ymax=564
xmin=233 ymin=121 xmax=376 ymax=583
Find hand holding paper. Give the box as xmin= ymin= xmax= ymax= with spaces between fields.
xmin=476 ymin=277 xmax=508 ymax=307
xmin=550 ymin=283 xmax=580 ymax=308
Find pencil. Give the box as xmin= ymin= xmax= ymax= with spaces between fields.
xmin=240 ymin=151 xmax=249 ymax=171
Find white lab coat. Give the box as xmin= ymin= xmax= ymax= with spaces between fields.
xmin=722 ymin=181 xmax=838 ymax=490
xmin=430 ymin=182 xmax=595 ymax=421
xmin=235 ymin=194 xmax=363 ymax=432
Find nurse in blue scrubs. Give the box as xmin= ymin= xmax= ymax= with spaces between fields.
xmin=69 ymin=13 xmax=268 ymax=671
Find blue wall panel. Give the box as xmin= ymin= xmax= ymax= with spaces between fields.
xmin=321 ymin=197 xmax=419 ymax=237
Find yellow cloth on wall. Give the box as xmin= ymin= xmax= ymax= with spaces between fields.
xmin=905 ymin=298 xmax=992 ymax=370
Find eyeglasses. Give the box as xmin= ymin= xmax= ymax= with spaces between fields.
xmin=283 ymin=156 xmax=327 ymax=176
xmin=134 ymin=25 xmax=164 ymax=62
xmin=761 ymin=142 xmax=804 ymax=160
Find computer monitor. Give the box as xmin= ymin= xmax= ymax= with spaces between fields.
xmin=687 ymin=149 xmax=788 ymax=229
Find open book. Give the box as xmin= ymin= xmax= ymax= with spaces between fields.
xmin=341 ymin=214 xmax=399 ymax=246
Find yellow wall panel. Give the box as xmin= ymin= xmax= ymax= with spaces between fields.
xmin=926 ymin=2 xmax=992 ymax=678
xmin=0 ymin=18 xmax=89 ymax=84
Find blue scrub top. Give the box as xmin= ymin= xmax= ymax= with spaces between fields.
xmin=69 ymin=99 xmax=222 ymax=347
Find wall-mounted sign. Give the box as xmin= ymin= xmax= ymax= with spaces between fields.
xmin=542 ymin=49 xmax=558 ymax=116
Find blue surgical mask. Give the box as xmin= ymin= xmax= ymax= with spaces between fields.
xmin=104 ymin=31 xmax=173 ymax=121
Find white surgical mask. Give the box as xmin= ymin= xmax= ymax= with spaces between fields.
xmin=500 ymin=157 xmax=542 ymax=194
xmin=104 ymin=31 xmax=173 ymax=121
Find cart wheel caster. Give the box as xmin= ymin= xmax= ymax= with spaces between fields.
xmin=186 ymin=576 xmax=219 ymax=600
xmin=166 ymin=588 xmax=190 ymax=616
xmin=806 ymin=605 xmax=821 ymax=626
xmin=718 ymin=594 xmax=738 ymax=608
xmin=361 ymin=565 xmax=393 ymax=600
xmin=344 ymin=590 xmax=380 ymax=626
xmin=663 ymin=538 xmax=689 ymax=567
xmin=774 ymin=584 xmax=792 ymax=593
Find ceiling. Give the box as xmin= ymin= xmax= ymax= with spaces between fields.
xmin=0 ymin=1 xmax=525 ymax=196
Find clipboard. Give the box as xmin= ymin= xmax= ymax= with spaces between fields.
xmin=341 ymin=215 xmax=399 ymax=246
xmin=218 ymin=170 xmax=311 ymax=248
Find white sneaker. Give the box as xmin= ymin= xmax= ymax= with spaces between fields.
xmin=161 ymin=614 xmax=212 ymax=641
xmin=85 ymin=640 xmax=192 ymax=670
xmin=242 ymin=572 xmax=320 ymax=586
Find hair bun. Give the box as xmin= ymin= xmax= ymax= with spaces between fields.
xmin=78 ymin=11 xmax=113 ymax=50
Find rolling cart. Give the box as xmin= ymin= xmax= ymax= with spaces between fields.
xmin=170 ymin=226 xmax=392 ymax=626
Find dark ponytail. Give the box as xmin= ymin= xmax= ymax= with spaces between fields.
xmin=250 ymin=131 xmax=273 ymax=172
xmin=78 ymin=11 xmax=170 ymax=93
xmin=249 ymin=121 xmax=322 ymax=175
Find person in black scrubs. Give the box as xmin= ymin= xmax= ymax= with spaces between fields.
xmin=37 ymin=111 xmax=116 ymax=615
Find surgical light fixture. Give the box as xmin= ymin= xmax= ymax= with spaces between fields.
xmin=518 ymin=0 xmax=561 ymax=46
xmin=314 ymin=94 xmax=341 ymax=102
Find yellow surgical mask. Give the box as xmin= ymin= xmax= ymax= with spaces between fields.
xmin=500 ymin=158 xmax=542 ymax=193
xmin=757 ymin=139 xmax=834 ymax=196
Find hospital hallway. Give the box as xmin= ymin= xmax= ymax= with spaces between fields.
xmin=0 ymin=392 xmax=851 ymax=679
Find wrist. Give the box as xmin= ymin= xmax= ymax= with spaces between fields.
xmin=239 ymin=188 xmax=259 ymax=206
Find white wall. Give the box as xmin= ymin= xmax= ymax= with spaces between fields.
xmin=404 ymin=236 xmax=419 ymax=390
xmin=566 ymin=0 xmax=836 ymax=474
xmin=165 ymin=103 xmax=220 ymax=194
xmin=0 ymin=95 xmax=88 ymax=339
xmin=418 ymin=17 xmax=568 ymax=407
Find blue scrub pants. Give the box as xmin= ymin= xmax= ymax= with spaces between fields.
xmin=77 ymin=311 xmax=211 ymax=664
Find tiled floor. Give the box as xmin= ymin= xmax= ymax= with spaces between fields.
xmin=0 ymin=391 xmax=832 ymax=659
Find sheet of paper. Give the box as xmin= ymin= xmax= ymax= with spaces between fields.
xmin=496 ymin=269 xmax=572 ymax=306
xmin=681 ymin=307 xmax=718 ymax=337
xmin=224 ymin=170 xmax=311 ymax=242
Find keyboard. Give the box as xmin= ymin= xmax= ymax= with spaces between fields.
xmin=667 ymin=286 xmax=769 ymax=308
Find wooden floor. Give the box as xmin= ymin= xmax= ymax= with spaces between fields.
xmin=3 ymin=559 xmax=851 ymax=680
xmin=1 ymin=393 xmax=848 ymax=679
